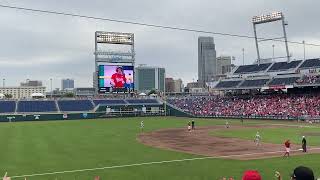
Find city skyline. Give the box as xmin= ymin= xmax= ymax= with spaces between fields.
xmin=0 ymin=0 xmax=320 ymax=89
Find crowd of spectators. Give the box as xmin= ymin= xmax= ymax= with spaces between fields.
xmin=168 ymin=94 xmax=320 ymax=118
xmin=296 ymin=75 xmax=320 ymax=85
xmin=233 ymin=166 xmax=315 ymax=180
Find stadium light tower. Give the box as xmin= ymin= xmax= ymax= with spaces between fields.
xmin=252 ymin=12 xmax=290 ymax=64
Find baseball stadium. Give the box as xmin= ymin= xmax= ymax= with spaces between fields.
xmin=0 ymin=2 xmax=320 ymax=180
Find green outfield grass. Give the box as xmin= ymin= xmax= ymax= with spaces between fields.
xmin=211 ymin=123 xmax=320 ymax=146
xmin=0 ymin=117 xmax=319 ymax=180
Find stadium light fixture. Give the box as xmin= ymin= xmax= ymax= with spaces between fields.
xmin=252 ymin=11 xmax=283 ymax=24
xmin=252 ymin=11 xmax=290 ymax=63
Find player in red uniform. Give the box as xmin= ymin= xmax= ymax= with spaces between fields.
xmin=110 ymin=67 xmax=127 ymax=88
xmin=283 ymin=139 xmax=291 ymax=157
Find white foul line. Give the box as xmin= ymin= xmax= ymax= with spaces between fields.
xmin=10 ymin=147 xmax=320 ymax=179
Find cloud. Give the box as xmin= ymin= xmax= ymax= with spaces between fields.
xmin=0 ymin=0 xmax=320 ymax=89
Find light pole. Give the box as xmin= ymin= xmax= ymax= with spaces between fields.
xmin=50 ymin=78 xmax=53 ymax=98
xmin=242 ymin=48 xmax=245 ymax=65
xmin=272 ymin=44 xmax=275 ymax=61
xmin=303 ymin=40 xmax=306 ymax=60
xmin=2 ymin=78 xmax=5 ymax=88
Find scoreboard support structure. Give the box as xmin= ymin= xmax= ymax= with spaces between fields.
xmin=94 ymin=31 xmax=135 ymax=94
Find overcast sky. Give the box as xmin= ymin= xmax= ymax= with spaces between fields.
xmin=0 ymin=0 xmax=320 ymax=90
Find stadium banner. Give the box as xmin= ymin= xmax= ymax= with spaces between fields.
xmin=63 ymin=113 xmax=68 ymax=119
xmin=34 ymin=115 xmax=40 ymax=120
xmin=300 ymin=115 xmax=320 ymax=123
xmin=269 ymin=85 xmax=286 ymax=89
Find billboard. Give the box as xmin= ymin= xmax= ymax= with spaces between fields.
xmin=98 ymin=65 xmax=134 ymax=93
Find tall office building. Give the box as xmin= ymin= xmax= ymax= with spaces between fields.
xmin=216 ymin=56 xmax=234 ymax=75
xmin=165 ymin=78 xmax=183 ymax=92
xmin=198 ymin=37 xmax=217 ymax=86
xmin=93 ymin=72 xmax=98 ymax=93
xmin=61 ymin=79 xmax=74 ymax=90
xmin=135 ymin=66 xmax=165 ymax=92
xmin=20 ymin=79 xmax=42 ymax=87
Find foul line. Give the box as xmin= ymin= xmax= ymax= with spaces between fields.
xmin=10 ymin=147 xmax=320 ymax=179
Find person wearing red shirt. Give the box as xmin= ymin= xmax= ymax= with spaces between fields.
xmin=283 ymin=139 xmax=291 ymax=157
xmin=110 ymin=67 xmax=127 ymax=88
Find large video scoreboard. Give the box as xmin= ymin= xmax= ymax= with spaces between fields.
xmin=98 ymin=65 xmax=134 ymax=93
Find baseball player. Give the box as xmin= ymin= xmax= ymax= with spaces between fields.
xmin=191 ymin=120 xmax=195 ymax=130
xmin=225 ymin=120 xmax=230 ymax=128
xmin=254 ymin=131 xmax=261 ymax=146
xmin=302 ymin=136 xmax=307 ymax=152
xmin=140 ymin=120 xmax=144 ymax=131
xmin=188 ymin=121 xmax=191 ymax=132
xmin=283 ymin=139 xmax=291 ymax=157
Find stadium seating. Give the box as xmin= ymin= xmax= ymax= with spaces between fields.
xmin=299 ymin=58 xmax=320 ymax=69
xmin=0 ymin=101 xmax=16 ymax=113
xmin=215 ymin=80 xmax=242 ymax=88
xmin=268 ymin=60 xmax=301 ymax=71
xmin=296 ymin=75 xmax=320 ymax=85
xmin=58 ymin=100 xmax=94 ymax=111
xmin=268 ymin=77 xmax=300 ymax=86
xmin=168 ymin=94 xmax=320 ymax=118
xmin=240 ymin=79 xmax=269 ymax=87
xmin=93 ymin=99 xmax=127 ymax=106
xmin=126 ymin=99 xmax=160 ymax=104
xmin=17 ymin=101 xmax=57 ymax=112
xmin=234 ymin=63 xmax=271 ymax=74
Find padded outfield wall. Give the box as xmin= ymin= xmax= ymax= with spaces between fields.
xmin=0 ymin=112 xmax=104 ymax=122
xmin=0 ymin=103 xmax=167 ymax=122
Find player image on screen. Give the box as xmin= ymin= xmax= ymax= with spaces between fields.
xmin=98 ymin=65 xmax=134 ymax=93
xmin=110 ymin=67 xmax=127 ymax=88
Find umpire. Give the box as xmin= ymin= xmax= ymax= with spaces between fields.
xmin=191 ymin=120 xmax=195 ymax=130
xmin=302 ymin=136 xmax=307 ymax=152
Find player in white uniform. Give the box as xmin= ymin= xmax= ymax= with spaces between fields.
xmin=225 ymin=120 xmax=230 ymax=128
xmin=140 ymin=120 xmax=144 ymax=131
xmin=187 ymin=121 xmax=191 ymax=132
xmin=254 ymin=131 xmax=261 ymax=146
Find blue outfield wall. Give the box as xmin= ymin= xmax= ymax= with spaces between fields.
xmin=0 ymin=112 xmax=105 ymax=122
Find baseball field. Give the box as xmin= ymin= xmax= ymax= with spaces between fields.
xmin=0 ymin=117 xmax=319 ymax=180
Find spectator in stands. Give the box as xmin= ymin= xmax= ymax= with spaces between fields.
xmin=242 ymin=170 xmax=261 ymax=180
xmin=168 ymin=94 xmax=320 ymax=118
xmin=296 ymin=75 xmax=320 ymax=85
xmin=275 ymin=166 xmax=315 ymax=180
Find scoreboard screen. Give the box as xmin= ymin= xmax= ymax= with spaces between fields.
xmin=98 ymin=65 xmax=134 ymax=93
